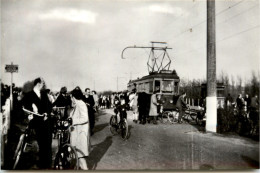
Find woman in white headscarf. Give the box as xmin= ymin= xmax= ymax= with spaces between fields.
xmin=69 ymin=87 xmax=90 ymax=170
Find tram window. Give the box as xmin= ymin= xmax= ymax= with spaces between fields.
xmin=145 ymin=83 xmax=149 ymax=93
xmin=162 ymin=80 xmax=174 ymax=93
xmin=174 ymin=82 xmax=179 ymax=94
xmin=149 ymin=82 xmax=153 ymax=93
xmin=155 ymin=80 xmax=160 ymax=92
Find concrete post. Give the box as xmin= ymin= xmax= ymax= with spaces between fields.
xmin=206 ymin=0 xmax=217 ymax=132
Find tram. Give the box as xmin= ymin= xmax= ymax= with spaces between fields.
xmin=122 ymin=42 xmax=180 ymax=110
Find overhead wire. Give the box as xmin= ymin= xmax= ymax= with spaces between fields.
xmin=216 ymin=3 xmax=258 ymax=25
xmin=173 ymin=2 xmax=259 ymax=49
xmin=149 ymin=0 xmax=202 ymax=40
xmin=166 ymin=0 xmax=246 ymax=43
xmin=173 ymin=24 xmax=260 ymax=57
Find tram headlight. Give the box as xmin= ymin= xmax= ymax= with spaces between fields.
xmin=170 ymin=100 xmax=173 ymax=103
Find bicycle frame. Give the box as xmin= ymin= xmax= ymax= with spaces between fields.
xmin=109 ymin=113 xmax=129 ymax=140
xmin=54 ymin=119 xmax=79 ymax=170
xmin=13 ymin=109 xmax=44 ymax=170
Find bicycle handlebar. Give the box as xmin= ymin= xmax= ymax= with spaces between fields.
xmin=53 ymin=106 xmax=66 ymax=109
xmin=22 ymin=107 xmax=44 ymax=117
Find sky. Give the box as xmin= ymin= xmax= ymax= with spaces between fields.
xmin=1 ymin=0 xmax=259 ymax=92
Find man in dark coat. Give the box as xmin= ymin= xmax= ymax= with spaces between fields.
xmin=83 ymin=88 xmax=95 ymax=136
xmin=52 ymin=86 xmax=71 ymax=119
xmin=176 ymin=91 xmax=189 ymax=123
xmin=138 ymin=89 xmax=149 ymax=124
xmin=236 ymin=94 xmax=243 ymax=110
xmin=22 ymin=77 xmax=52 ymax=169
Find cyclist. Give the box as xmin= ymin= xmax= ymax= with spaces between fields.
xmin=176 ymin=91 xmax=189 ymax=124
xmin=114 ymin=95 xmax=128 ymax=124
xmin=22 ymin=77 xmax=52 ymax=169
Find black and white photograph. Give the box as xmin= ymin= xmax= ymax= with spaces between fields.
xmin=1 ymin=0 xmax=259 ymax=171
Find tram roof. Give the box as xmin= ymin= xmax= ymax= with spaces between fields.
xmin=128 ymin=70 xmax=180 ymax=84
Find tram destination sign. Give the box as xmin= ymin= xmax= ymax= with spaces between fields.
xmin=5 ymin=64 xmax=18 ymax=73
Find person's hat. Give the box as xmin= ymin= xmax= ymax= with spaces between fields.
xmin=60 ymin=87 xmax=67 ymax=94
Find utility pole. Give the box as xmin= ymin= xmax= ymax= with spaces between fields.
xmin=206 ymin=0 xmax=217 ymax=132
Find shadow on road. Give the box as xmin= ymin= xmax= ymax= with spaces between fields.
xmin=87 ymin=136 xmax=113 ymax=170
xmin=93 ymin=123 xmax=108 ymax=134
xmin=241 ymin=155 xmax=260 ymax=169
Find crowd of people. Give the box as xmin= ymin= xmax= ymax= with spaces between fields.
xmin=1 ymin=78 xmax=99 ymax=170
xmin=225 ymin=93 xmax=259 ymax=135
xmin=1 ymin=79 xmax=259 ymax=170
xmin=225 ymin=93 xmax=259 ymax=114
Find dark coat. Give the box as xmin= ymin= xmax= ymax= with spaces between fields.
xmin=22 ymin=89 xmax=52 ymax=168
xmin=23 ymin=90 xmax=52 ymax=125
xmin=52 ymin=94 xmax=71 ymax=119
xmin=83 ymin=95 xmax=95 ymax=131
xmin=176 ymin=95 xmax=187 ymax=110
xmin=53 ymin=94 xmax=71 ymax=107
xmin=138 ymin=92 xmax=149 ymax=112
xmin=244 ymin=97 xmax=251 ymax=107
xmin=236 ymin=97 xmax=243 ymax=109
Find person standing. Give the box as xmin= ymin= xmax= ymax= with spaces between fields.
xmin=92 ymin=90 xmax=99 ymax=113
xmin=69 ymin=87 xmax=90 ymax=170
xmin=110 ymin=93 xmax=114 ymax=108
xmin=244 ymin=94 xmax=251 ymax=111
xmin=225 ymin=93 xmax=233 ymax=108
xmin=53 ymin=86 xmax=71 ymax=119
xmin=22 ymin=77 xmax=52 ymax=169
xmin=176 ymin=91 xmax=189 ymax=124
xmin=149 ymin=91 xmax=158 ymax=124
xmin=138 ymin=89 xmax=148 ymax=124
xmin=249 ymin=95 xmax=259 ymax=134
xmin=236 ymin=94 xmax=243 ymax=110
xmin=130 ymin=89 xmax=138 ymax=123
xmin=83 ymin=88 xmax=95 ymax=136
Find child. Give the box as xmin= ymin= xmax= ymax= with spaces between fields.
xmin=114 ymin=95 xmax=128 ymax=124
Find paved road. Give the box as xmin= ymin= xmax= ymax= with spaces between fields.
xmin=9 ymin=109 xmax=259 ymax=170
xmin=86 ymin=109 xmax=259 ymax=170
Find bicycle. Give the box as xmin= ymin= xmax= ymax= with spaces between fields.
xmin=51 ymin=107 xmax=66 ymax=138
xmin=160 ymin=107 xmax=194 ymax=124
xmin=159 ymin=109 xmax=179 ymax=124
xmin=53 ymin=118 xmax=79 ymax=170
xmin=109 ymin=110 xmax=129 ymax=140
xmin=12 ymin=108 xmax=44 ymax=169
xmin=182 ymin=107 xmax=198 ymax=123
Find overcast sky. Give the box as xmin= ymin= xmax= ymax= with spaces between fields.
xmin=1 ymin=0 xmax=259 ymax=92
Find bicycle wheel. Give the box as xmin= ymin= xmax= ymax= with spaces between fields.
xmin=168 ymin=111 xmax=179 ymax=123
xmin=13 ymin=134 xmax=25 ymax=169
xmin=54 ymin=144 xmax=79 ymax=170
xmin=189 ymin=112 xmax=197 ymax=121
xmin=160 ymin=111 xmax=169 ymax=124
xmin=121 ymin=119 xmax=129 ymax=140
xmin=109 ymin=115 xmax=118 ymax=135
xmin=183 ymin=110 xmax=190 ymax=123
